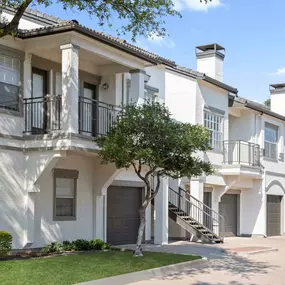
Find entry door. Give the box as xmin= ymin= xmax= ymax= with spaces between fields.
xmin=203 ymin=192 xmax=213 ymax=230
xmin=267 ymin=195 xmax=282 ymax=236
xmin=81 ymin=83 xmax=97 ymax=136
xmin=32 ymin=68 xmax=47 ymax=134
xmin=219 ymin=194 xmax=238 ymax=237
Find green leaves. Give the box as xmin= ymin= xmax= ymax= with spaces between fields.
xmin=1 ymin=0 xmax=210 ymax=41
xmin=96 ymin=101 xmax=214 ymax=180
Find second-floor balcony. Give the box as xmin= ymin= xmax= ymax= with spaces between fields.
xmin=23 ymin=95 xmax=121 ymax=137
xmin=221 ymin=140 xmax=262 ymax=178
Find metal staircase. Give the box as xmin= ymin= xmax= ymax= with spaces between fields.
xmin=168 ymin=187 xmax=225 ymax=243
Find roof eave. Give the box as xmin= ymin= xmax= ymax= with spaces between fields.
xmin=203 ymin=75 xmax=238 ymax=94
xmin=244 ymin=101 xmax=285 ymax=121
xmin=19 ymin=24 xmax=176 ymax=67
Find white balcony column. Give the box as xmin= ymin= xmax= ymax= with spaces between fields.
xmin=60 ymin=43 xmax=79 ymax=133
xmin=23 ymin=52 xmax=32 ymax=99
xmin=154 ymin=176 xmax=169 ymax=245
xmin=130 ymin=69 xmax=145 ymax=104
xmin=190 ymin=179 xmax=204 ymax=224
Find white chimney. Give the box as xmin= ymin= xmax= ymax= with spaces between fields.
xmin=270 ymin=84 xmax=285 ymax=116
xmin=196 ymin=44 xmax=225 ymax=82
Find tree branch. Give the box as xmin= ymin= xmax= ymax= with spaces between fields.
xmin=1 ymin=0 xmax=33 ymax=37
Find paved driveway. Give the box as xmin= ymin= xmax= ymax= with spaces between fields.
xmin=123 ymin=236 xmax=285 ymax=285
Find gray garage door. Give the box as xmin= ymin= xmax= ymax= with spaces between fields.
xmin=107 ymin=186 xmax=142 ymax=245
xmin=219 ymin=194 xmax=238 ymax=237
xmin=267 ymin=195 xmax=282 ymax=237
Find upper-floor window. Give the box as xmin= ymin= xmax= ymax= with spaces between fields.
xmin=0 ymin=54 xmax=21 ymax=111
xmin=264 ymin=122 xmax=278 ymax=160
xmin=204 ymin=110 xmax=223 ymax=151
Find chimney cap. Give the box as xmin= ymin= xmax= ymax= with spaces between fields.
xmin=196 ymin=43 xmax=225 ymax=52
xmin=270 ymin=83 xmax=285 ymax=90
xmin=196 ymin=43 xmax=225 ymax=59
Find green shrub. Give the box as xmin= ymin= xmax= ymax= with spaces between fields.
xmin=73 ymin=239 xmax=91 ymax=251
xmin=102 ymin=243 xmax=111 ymax=250
xmin=62 ymin=240 xmax=76 ymax=251
xmin=41 ymin=242 xmax=63 ymax=254
xmin=90 ymin=238 xmax=105 ymax=250
xmin=0 ymin=231 xmax=12 ymax=258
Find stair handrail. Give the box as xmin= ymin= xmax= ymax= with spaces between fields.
xmin=178 ymin=187 xmax=223 ymax=221
xmin=169 ymin=187 xmax=225 ymax=241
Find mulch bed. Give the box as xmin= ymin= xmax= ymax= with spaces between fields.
xmin=1 ymin=247 xmax=133 ymax=261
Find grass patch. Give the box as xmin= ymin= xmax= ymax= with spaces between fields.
xmin=0 ymin=251 xmax=200 ymax=285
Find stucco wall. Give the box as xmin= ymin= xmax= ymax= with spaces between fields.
xmin=33 ymin=154 xmax=95 ymax=247
xmin=2 ymin=11 xmax=45 ymax=30
xmin=0 ymin=149 xmax=26 ymax=248
xmin=240 ymin=180 xmax=265 ymax=236
xmin=229 ymin=111 xmax=255 ymax=142
xmin=165 ymin=70 xmax=196 ymax=123
xmin=146 ymin=65 xmax=166 ymax=101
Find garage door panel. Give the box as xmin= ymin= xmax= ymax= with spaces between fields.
xmin=267 ymin=195 xmax=282 ymax=237
xmin=107 ymin=186 xmax=142 ymax=245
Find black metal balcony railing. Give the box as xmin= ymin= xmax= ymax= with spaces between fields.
xmin=223 ymin=140 xmax=261 ymax=167
xmin=78 ymin=96 xmax=121 ymax=136
xmin=24 ymin=95 xmax=61 ymax=134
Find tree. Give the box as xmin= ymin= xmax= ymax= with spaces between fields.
xmin=0 ymin=0 xmax=210 ymax=40
xmin=96 ymin=101 xmax=214 ymax=256
xmin=264 ymin=98 xmax=271 ymax=107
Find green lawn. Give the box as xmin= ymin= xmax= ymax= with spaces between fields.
xmin=0 ymin=251 xmax=200 ymax=285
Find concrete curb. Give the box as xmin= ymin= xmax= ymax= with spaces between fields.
xmin=74 ymin=257 xmax=208 ymax=285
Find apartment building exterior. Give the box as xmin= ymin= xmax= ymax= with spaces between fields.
xmin=0 ymin=8 xmax=284 ymax=249
xmin=166 ymin=44 xmax=285 ymax=239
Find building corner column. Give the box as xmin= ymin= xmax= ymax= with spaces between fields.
xmin=154 ymin=176 xmax=168 ymax=245
xmin=61 ymin=43 xmax=79 ymax=134
xmin=130 ymin=69 xmax=145 ymax=104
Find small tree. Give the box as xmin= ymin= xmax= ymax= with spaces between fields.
xmin=96 ymin=101 xmax=213 ymax=256
xmin=264 ymin=98 xmax=271 ymax=107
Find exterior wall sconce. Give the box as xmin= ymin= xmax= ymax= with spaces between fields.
xmin=102 ymin=83 xmax=109 ymax=90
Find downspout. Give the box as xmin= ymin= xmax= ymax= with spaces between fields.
xmin=121 ymin=73 xmax=125 ymax=106
xmin=255 ymin=112 xmax=267 ymax=238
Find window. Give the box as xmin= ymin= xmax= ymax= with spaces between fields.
xmin=204 ymin=110 xmax=223 ymax=150
xmin=264 ymin=123 xmax=278 ymax=160
xmin=0 ymin=54 xmax=21 ymax=111
xmin=53 ymin=169 xmax=78 ymax=221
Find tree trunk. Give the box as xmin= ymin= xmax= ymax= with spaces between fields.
xmin=0 ymin=0 xmax=33 ymax=38
xmin=133 ymin=206 xmax=147 ymax=257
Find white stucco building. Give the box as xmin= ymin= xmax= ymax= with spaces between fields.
xmin=0 ymin=8 xmax=284 ymax=249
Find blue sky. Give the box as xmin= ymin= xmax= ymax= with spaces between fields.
xmin=35 ymin=0 xmax=285 ymax=103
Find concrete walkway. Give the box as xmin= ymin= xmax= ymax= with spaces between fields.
xmin=117 ymin=236 xmax=285 ymax=285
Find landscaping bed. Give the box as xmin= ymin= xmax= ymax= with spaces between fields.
xmin=0 ymin=251 xmax=201 ymax=285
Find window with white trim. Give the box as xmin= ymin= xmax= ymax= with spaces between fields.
xmin=54 ymin=169 xmax=78 ymax=221
xmin=264 ymin=122 xmax=278 ymax=160
xmin=204 ymin=110 xmax=223 ymax=150
xmin=0 ymin=54 xmax=21 ymax=111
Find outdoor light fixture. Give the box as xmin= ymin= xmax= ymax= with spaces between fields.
xmin=102 ymin=83 xmax=109 ymax=90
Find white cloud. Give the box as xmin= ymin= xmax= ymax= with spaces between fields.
xmin=270 ymin=67 xmax=285 ymax=76
xmin=147 ymin=34 xmax=176 ymax=48
xmin=173 ymin=0 xmax=222 ymax=12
